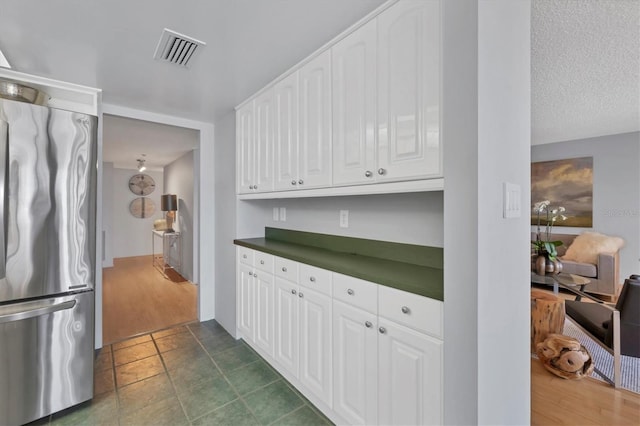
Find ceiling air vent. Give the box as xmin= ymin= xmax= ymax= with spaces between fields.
xmin=153 ymin=28 xmax=206 ymax=68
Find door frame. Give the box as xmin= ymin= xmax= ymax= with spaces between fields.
xmin=95 ymin=103 xmax=215 ymax=348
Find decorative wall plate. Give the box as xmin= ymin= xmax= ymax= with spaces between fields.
xmin=129 ymin=173 xmax=156 ymax=196
xmin=129 ymin=197 xmax=156 ymax=218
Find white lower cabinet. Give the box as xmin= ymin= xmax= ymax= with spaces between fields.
xmin=378 ymin=319 xmax=443 ymax=426
xmin=238 ymin=248 xmax=443 ymax=425
xmin=333 ymin=300 xmax=378 ymax=425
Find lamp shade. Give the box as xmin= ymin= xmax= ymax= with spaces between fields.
xmin=161 ymin=194 xmax=177 ymax=211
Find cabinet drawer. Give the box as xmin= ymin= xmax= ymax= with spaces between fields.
xmin=332 ymin=273 xmax=377 ymax=314
xmin=299 ymin=264 xmax=332 ymax=296
xmin=378 ymin=286 xmax=443 ymax=339
xmin=275 ymin=257 xmax=298 ymax=282
xmin=238 ymin=246 xmax=253 ymax=265
xmin=254 ymin=251 xmax=274 ymax=273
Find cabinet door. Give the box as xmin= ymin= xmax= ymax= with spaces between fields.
xmin=274 ymin=278 xmax=299 ymax=378
xmin=273 ymin=72 xmax=299 ymax=191
xmin=298 ymin=50 xmax=332 ymax=189
xmin=332 ymin=300 xmax=378 ymax=425
xmin=237 ymin=263 xmax=254 ymax=342
xmin=254 ymin=89 xmax=275 ymax=192
xmin=236 ymin=102 xmax=254 ymax=193
xmin=378 ymin=319 xmax=443 ymax=426
xmin=254 ymin=270 xmax=274 ymax=357
xmin=377 ymin=0 xmax=441 ymax=181
xmin=298 ymin=286 xmax=333 ymax=407
xmin=332 ymin=19 xmax=377 ymax=186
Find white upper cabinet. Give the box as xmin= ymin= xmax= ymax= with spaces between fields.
xmin=298 ymin=50 xmax=333 ymax=189
xmin=274 ymin=72 xmax=299 ymax=191
xmin=236 ymin=0 xmax=443 ymax=197
xmin=237 ymin=89 xmax=275 ymax=194
xmin=253 ymin=89 xmax=275 ymax=192
xmin=377 ymin=0 xmax=441 ymax=181
xmin=332 ymin=19 xmax=377 ymax=186
xmin=236 ymin=102 xmax=254 ymax=194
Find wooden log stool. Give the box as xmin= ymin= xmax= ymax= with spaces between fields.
xmin=531 ymin=290 xmax=565 ymax=353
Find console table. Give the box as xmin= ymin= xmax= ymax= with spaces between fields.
xmin=152 ymin=230 xmax=182 ymax=279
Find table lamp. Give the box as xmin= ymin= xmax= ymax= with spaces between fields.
xmin=161 ymin=194 xmax=178 ymax=233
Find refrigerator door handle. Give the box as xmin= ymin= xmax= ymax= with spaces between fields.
xmin=0 ymin=299 xmax=76 ymax=324
xmin=0 ymin=119 xmax=6 ymax=280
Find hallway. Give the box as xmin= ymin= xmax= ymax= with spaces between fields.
xmin=103 ymin=255 xmax=198 ymax=344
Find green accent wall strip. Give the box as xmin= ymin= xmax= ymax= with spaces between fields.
xmin=234 ymin=228 xmax=444 ymax=301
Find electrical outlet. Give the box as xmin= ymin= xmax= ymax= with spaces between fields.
xmin=340 ymin=210 xmax=349 ymax=228
xmin=273 ymin=207 xmax=279 ymax=221
xmin=279 ymin=207 xmax=287 ymax=221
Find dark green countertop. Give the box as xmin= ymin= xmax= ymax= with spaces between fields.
xmin=234 ymin=230 xmax=443 ymax=301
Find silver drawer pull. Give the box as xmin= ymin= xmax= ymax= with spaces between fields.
xmin=365 ymin=170 xmax=372 ymax=178
xmin=378 ymin=327 xmax=386 ymax=334
xmin=298 ymin=179 xmax=304 ymax=185
xmin=248 ymin=272 xmax=253 ymax=276
xmin=298 ymin=292 xmax=304 ymax=298
xmin=291 ymin=289 xmax=297 ymax=295
xmin=260 ymin=260 xmax=265 ymax=265
xmin=249 ymin=185 xmax=254 ymax=190
xmin=254 ymin=185 xmax=258 ymax=190
xmin=254 ymin=273 xmax=258 ymax=278
xmin=347 ymin=289 xmax=354 ymax=296
xmin=309 ymin=277 xmax=316 ymax=282
xmin=282 ymin=267 xmax=287 ymax=272
xmin=401 ymin=306 xmax=410 ymax=314
xmin=378 ymin=168 xmax=386 ymax=175
xmin=291 ymin=180 xmax=297 ymax=185
xmin=365 ymin=321 xmax=372 ymax=328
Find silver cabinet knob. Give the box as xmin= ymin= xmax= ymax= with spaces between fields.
xmin=365 ymin=321 xmax=372 ymax=328
xmin=243 ymin=254 xmax=247 ymax=259
xmin=282 ymin=267 xmax=287 ymax=272
xmin=378 ymin=168 xmax=386 ymax=175
xmin=364 ymin=170 xmax=373 ymax=178
xmin=291 ymin=289 xmax=297 ymax=295
xmin=347 ymin=289 xmax=354 ymax=296
xmin=401 ymin=306 xmax=410 ymax=314
xmin=248 ymin=272 xmax=253 ymax=276
xmin=249 ymin=185 xmax=254 ymax=190
xmin=254 ymin=185 xmax=258 ymax=190
xmin=260 ymin=260 xmax=264 ymax=265
xmin=309 ymin=276 xmax=316 ymax=282
xmin=298 ymin=179 xmax=304 ymax=185
xmin=298 ymin=292 xmax=304 ymax=298
xmin=378 ymin=327 xmax=386 ymax=334
xmin=253 ymin=273 xmax=258 ymax=278
xmin=291 ymin=180 xmax=297 ymax=185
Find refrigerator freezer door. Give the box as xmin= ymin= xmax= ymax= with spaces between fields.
xmin=0 ymin=99 xmax=97 ymax=302
xmin=0 ymin=291 xmax=94 ymax=425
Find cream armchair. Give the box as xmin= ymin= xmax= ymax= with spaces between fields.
xmin=532 ymin=232 xmax=623 ymax=300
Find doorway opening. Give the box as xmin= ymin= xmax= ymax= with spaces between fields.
xmin=101 ymin=113 xmax=199 ymax=344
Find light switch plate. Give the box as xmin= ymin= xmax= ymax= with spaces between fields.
xmin=503 ymin=182 xmax=521 ymax=219
xmin=273 ymin=207 xmax=279 ymax=221
xmin=279 ymin=207 xmax=286 ymax=221
xmin=339 ymin=210 xmax=349 ymax=228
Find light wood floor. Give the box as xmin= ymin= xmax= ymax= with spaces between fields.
xmin=531 ymin=358 xmax=639 ymax=424
xmin=530 ymin=284 xmax=639 ymax=424
xmin=102 ymin=255 xmax=197 ymax=344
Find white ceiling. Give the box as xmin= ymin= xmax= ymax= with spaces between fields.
xmin=0 ymin=0 xmax=638 ymax=164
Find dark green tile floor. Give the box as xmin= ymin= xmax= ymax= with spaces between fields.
xmin=31 ymin=320 xmax=332 ymax=426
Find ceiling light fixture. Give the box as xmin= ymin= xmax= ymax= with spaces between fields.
xmin=137 ymin=158 xmax=147 ymax=172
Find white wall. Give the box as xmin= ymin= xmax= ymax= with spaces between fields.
xmin=443 ymin=1 xmax=531 ymax=424
xmin=531 ymin=131 xmax=640 ymax=281
xmin=109 ymin=167 xmax=164 ymax=258
xmin=164 ymin=151 xmax=196 ymax=281
xmin=237 ymin=192 xmax=444 ymax=247
xmin=214 ymin=111 xmax=238 ymax=335
xmin=102 ymin=162 xmax=114 ymax=267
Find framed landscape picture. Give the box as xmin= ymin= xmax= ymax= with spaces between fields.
xmin=531 ymin=157 xmax=593 ymax=227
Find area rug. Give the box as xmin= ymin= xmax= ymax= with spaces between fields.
xmin=562 ymin=319 xmax=639 ymax=394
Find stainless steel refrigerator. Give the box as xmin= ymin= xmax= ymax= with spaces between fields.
xmin=0 ymin=96 xmax=97 ymax=425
